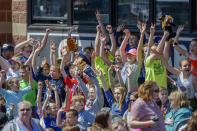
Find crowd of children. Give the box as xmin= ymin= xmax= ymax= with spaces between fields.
xmin=0 ymin=11 xmax=197 ymax=131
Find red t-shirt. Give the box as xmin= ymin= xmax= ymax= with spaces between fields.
xmin=63 ymin=76 xmax=87 ymax=111
xmin=187 ymin=57 xmax=197 ymax=77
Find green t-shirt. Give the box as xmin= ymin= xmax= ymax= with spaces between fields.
xmin=145 ymin=56 xmax=167 ymax=88
xmin=94 ymin=53 xmax=114 ymax=88
xmin=19 ymin=80 xmax=37 ymax=106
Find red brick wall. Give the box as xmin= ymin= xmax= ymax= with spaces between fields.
xmin=0 ymin=0 xmax=27 ymax=46
xmin=0 ymin=0 xmax=12 ymax=44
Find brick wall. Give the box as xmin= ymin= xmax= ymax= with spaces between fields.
xmin=0 ymin=0 xmax=27 ymax=46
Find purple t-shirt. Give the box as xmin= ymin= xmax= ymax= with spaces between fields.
xmin=130 ymin=98 xmax=166 ymax=131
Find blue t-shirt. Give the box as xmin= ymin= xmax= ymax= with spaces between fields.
xmin=78 ymin=110 xmax=94 ymax=131
xmin=0 ymin=86 xmax=32 ymax=117
xmin=44 ymin=114 xmax=61 ymax=131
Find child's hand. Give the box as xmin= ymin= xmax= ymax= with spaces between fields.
xmin=114 ymin=65 xmax=120 ymax=72
xmin=29 ymin=38 xmax=35 ymax=44
xmin=0 ymin=70 xmax=6 ymax=78
xmin=45 ymin=79 xmax=50 ymax=89
xmin=165 ymin=116 xmax=173 ymax=125
xmin=176 ymin=25 xmax=184 ymax=34
xmin=106 ymin=25 xmax=113 ymax=34
xmin=41 ymin=57 xmax=47 ymax=67
xmin=126 ymin=65 xmax=133 ymax=77
xmin=164 ymin=31 xmax=170 ymax=38
xmin=123 ymin=29 xmax=130 ymax=37
xmin=97 ymin=70 xmax=103 ymax=78
xmin=68 ymin=26 xmax=76 ymax=34
xmin=50 ymin=84 xmax=57 ymax=91
xmin=116 ymin=24 xmax=124 ymax=32
xmin=35 ymin=39 xmax=42 ymax=52
xmin=62 ymin=46 xmax=69 ymax=56
xmin=99 ymin=33 xmax=106 ymax=43
xmin=108 ymin=65 xmax=115 ymax=72
xmin=50 ymin=40 xmax=56 ymax=53
xmin=140 ymin=23 xmax=146 ymax=34
xmin=96 ymin=25 xmax=101 ymax=32
xmin=46 ymin=28 xmax=51 ymax=34
xmin=150 ymin=23 xmax=155 ymax=36
xmin=95 ymin=10 xmax=102 ymax=21
xmin=38 ymin=81 xmax=43 ymax=90
xmin=58 ymin=107 xmax=65 ymax=113
xmin=10 ymin=104 xmax=15 ymax=111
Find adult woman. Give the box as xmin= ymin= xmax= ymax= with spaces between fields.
xmin=2 ymin=101 xmax=44 ymax=131
xmin=165 ymin=91 xmax=192 ymax=131
xmin=129 ymin=80 xmax=165 ymax=131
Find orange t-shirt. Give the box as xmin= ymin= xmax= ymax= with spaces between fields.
xmin=187 ymin=57 xmax=197 ymax=77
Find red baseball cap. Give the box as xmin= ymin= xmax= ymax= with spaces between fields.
xmin=126 ymin=49 xmax=137 ymax=56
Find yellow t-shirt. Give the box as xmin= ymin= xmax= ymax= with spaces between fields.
xmin=145 ymin=56 xmax=167 ymax=88
xmin=94 ymin=53 xmax=114 ymax=88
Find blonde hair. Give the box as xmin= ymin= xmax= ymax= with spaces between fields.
xmin=113 ymin=86 xmax=127 ymax=112
xmin=7 ymin=77 xmax=18 ymax=90
xmin=159 ymin=86 xmax=167 ymax=91
xmin=22 ymin=44 xmax=33 ymax=51
xmin=69 ymin=65 xmax=79 ymax=73
xmin=18 ymin=101 xmax=32 ymax=109
xmin=138 ymin=80 xmax=157 ymax=102
xmin=71 ymin=95 xmax=84 ymax=103
xmin=169 ymin=91 xmax=190 ymax=109
xmin=50 ymin=64 xmax=60 ymax=73
xmin=179 ymin=59 xmax=190 ymax=67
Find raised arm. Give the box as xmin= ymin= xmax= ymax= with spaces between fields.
xmin=100 ymin=33 xmax=113 ymax=66
xmin=159 ymin=54 xmax=180 ymax=76
xmin=120 ymin=29 xmax=130 ymax=64
xmin=50 ymin=40 xmax=57 ymax=65
xmin=14 ymin=38 xmax=34 ymax=54
xmin=126 ymin=65 xmax=135 ymax=92
xmin=39 ymin=28 xmax=51 ymax=52
xmin=173 ymin=25 xmax=188 ymax=57
xmin=108 ymin=65 xmax=115 ymax=91
xmin=0 ymin=56 xmax=10 ymax=71
xmin=106 ymin=25 xmax=116 ymax=56
xmin=137 ymin=23 xmax=146 ymax=67
xmin=56 ymin=107 xmax=65 ymax=127
xmin=156 ymin=31 xmax=169 ymax=54
xmin=114 ymin=65 xmax=125 ymax=88
xmin=51 ymin=84 xmax=60 ymax=109
xmin=95 ymin=25 xmax=101 ymax=57
xmin=96 ymin=10 xmax=109 ymax=41
xmin=24 ymin=44 xmax=37 ymax=66
xmin=76 ymin=76 xmax=89 ymax=99
xmin=36 ymin=81 xmax=43 ymax=117
xmin=0 ymin=71 xmax=5 ymax=90
xmin=98 ymin=70 xmax=109 ymax=91
xmin=42 ymin=93 xmax=50 ymax=118
xmin=28 ymin=67 xmax=34 ymax=89
xmin=60 ymin=47 xmax=69 ymax=79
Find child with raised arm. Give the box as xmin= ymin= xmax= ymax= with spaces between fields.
xmin=145 ymin=29 xmax=170 ymax=88
xmin=71 ymin=95 xmax=94 ymax=131
xmin=0 ymin=69 xmax=33 ymax=117
xmin=173 ymin=25 xmax=197 ymax=77
xmin=98 ymin=65 xmax=132 ymax=118
xmin=42 ymin=84 xmax=61 ymax=131
xmin=159 ymin=54 xmax=197 ymax=110
xmin=34 ymin=40 xmax=66 ymax=105
xmin=75 ymin=66 xmax=103 ymax=116
xmin=120 ymin=24 xmax=145 ymax=91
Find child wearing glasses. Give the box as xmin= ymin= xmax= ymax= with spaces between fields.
xmin=0 ymin=69 xmax=33 ymax=117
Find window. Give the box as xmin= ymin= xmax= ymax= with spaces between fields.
xmin=155 ymin=0 xmax=189 ymax=26
xmin=73 ymin=0 xmax=110 ymax=24
xmin=117 ymin=0 xmax=149 ymax=25
xmin=32 ymin=0 xmax=69 ymax=24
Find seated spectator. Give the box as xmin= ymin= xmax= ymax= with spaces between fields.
xmin=165 ymin=91 xmax=192 ymax=131
xmin=1 ymin=43 xmax=14 ymax=60
xmin=71 ymin=95 xmax=94 ymax=131
xmin=111 ymin=119 xmax=129 ymax=131
xmin=0 ymin=112 xmax=8 ymax=130
xmin=183 ymin=110 xmax=197 ymax=131
xmin=130 ymin=80 xmax=165 ymax=131
xmin=2 ymin=101 xmax=44 ymax=131
xmin=57 ymin=108 xmax=78 ymax=128
xmin=89 ymin=111 xmax=111 ymax=131
xmin=159 ymin=86 xmax=171 ymax=118
xmin=0 ymin=69 xmax=33 ymax=117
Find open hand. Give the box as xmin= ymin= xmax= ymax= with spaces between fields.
xmin=150 ymin=23 xmax=155 ymax=36
xmin=50 ymin=40 xmax=56 ymax=53
xmin=96 ymin=10 xmax=102 ymax=21
xmin=106 ymin=25 xmax=113 ymax=33
xmin=116 ymin=24 xmax=124 ymax=32
xmin=123 ymin=29 xmax=130 ymax=37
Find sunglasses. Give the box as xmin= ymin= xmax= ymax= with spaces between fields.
xmin=20 ymin=108 xmax=31 ymax=112
xmin=129 ymin=99 xmax=136 ymax=102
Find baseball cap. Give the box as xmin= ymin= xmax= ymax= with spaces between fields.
xmin=126 ymin=48 xmax=137 ymax=56
xmin=1 ymin=43 xmax=14 ymax=51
